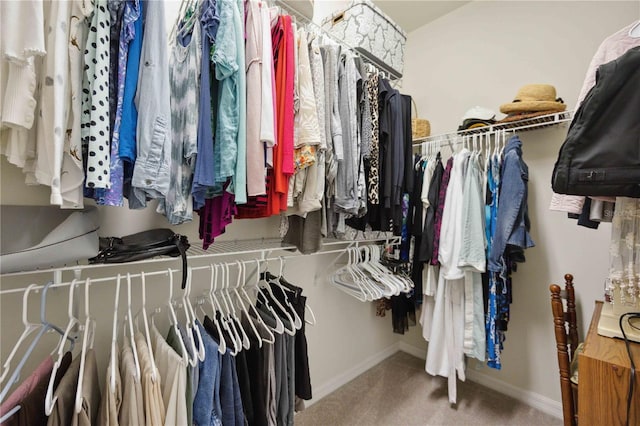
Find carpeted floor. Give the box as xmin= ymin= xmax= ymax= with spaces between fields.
xmin=294 ymin=352 xmax=562 ymax=426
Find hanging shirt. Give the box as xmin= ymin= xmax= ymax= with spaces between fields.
xmin=166 ymin=326 xmax=193 ymax=426
xmin=60 ymin=0 xmax=92 ymax=208
xmin=212 ymin=0 xmax=239 ymax=185
xmin=233 ymin=0 xmax=247 ymax=204
xmin=72 ymin=349 xmax=101 ymax=426
xmin=158 ymin=21 xmax=200 ymax=224
xmin=93 ymin=0 xmax=128 ymax=206
xmin=245 ymin=0 xmax=266 ymax=197
xmin=47 ymin=355 xmax=82 ymax=426
xmin=97 ymin=346 xmax=121 ymax=426
xmin=118 ymin=0 xmax=143 ymax=167
xmin=192 ymin=0 xmax=220 ymax=210
xmin=134 ymin=332 xmax=166 ymax=426
xmin=130 ymin=0 xmax=172 ymax=207
xmin=81 ymin=0 xmax=111 ymax=190
xmin=118 ymin=340 xmax=145 ymax=426
xmin=259 ymin=3 xmax=276 ymax=156
xmin=152 ymin=325 xmax=188 ymax=426
xmin=31 ymin=0 xmax=71 ymax=205
xmin=0 ymin=356 xmax=53 ymax=421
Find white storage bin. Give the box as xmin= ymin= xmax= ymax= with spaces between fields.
xmin=321 ymin=0 xmax=407 ymax=78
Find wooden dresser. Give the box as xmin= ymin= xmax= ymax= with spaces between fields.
xmin=578 ymin=301 xmax=640 ymax=425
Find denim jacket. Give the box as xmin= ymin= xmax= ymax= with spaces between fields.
xmin=488 ymin=135 xmax=535 ymax=274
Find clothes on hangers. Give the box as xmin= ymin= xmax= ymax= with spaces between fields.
xmin=404 ymin=132 xmax=533 ymax=402
xmin=0 ymin=1 xmax=410 ymax=252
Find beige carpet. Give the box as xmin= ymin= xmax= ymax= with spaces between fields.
xmin=295 ymin=352 xmax=562 ymax=426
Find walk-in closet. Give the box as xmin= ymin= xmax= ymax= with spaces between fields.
xmin=1 ymin=1 xmax=639 ymax=425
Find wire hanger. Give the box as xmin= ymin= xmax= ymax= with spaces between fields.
xmin=74 ymin=278 xmax=96 ymax=413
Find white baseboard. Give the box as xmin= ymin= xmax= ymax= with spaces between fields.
xmin=396 ymin=342 xmax=563 ymax=420
xmin=306 ymin=342 xmax=401 ymax=407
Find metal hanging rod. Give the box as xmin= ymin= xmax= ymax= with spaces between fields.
xmin=412 ymin=110 xmax=574 ymax=146
xmin=0 ymin=237 xmax=401 ymax=296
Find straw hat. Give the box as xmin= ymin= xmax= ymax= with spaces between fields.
xmin=500 ymin=84 xmax=566 ymax=114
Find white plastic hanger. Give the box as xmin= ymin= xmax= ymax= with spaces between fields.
xmin=253 ymin=260 xmax=285 ymax=334
xmin=160 ymin=269 xmax=191 ymax=365
xmin=272 ymin=257 xmax=302 ymax=329
xmin=260 ymin=263 xmax=296 ymax=336
xmin=109 ymin=275 xmax=122 ymax=393
xmin=207 ymin=264 xmax=227 ymax=354
xmin=222 ymin=263 xmax=250 ymax=350
xmin=239 ymin=261 xmax=275 ymax=344
xmin=234 ymin=261 xmax=263 ymax=348
xmin=184 ymin=267 xmax=206 ymax=362
xmin=213 ymin=264 xmax=240 ymax=354
xmin=180 ymin=268 xmax=200 ymax=366
xmin=2 ymin=281 xmax=75 ymax=408
xmin=45 ymin=279 xmax=81 ymax=415
xmin=74 ymin=278 xmax=96 ymax=413
xmin=139 ymin=273 xmax=158 ymax=382
xmin=629 ymin=20 xmax=640 ymax=38
xmin=0 ymin=284 xmax=41 ymax=385
xmin=220 ymin=264 xmax=244 ymax=354
xmin=125 ymin=274 xmax=142 ymax=383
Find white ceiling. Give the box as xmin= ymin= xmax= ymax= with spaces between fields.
xmin=373 ymin=1 xmax=471 ymax=33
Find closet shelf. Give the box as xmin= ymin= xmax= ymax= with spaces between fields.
xmin=0 ymin=235 xmax=399 ymax=282
xmin=412 ymin=110 xmax=574 ymax=145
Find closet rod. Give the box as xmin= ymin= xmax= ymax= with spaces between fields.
xmin=411 ymin=110 xmax=574 ymax=146
xmin=0 ymin=241 xmax=399 ymax=296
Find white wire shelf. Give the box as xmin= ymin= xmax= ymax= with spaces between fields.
xmin=412 ymin=110 xmax=574 ymax=145
xmin=0 ymin=235 xmax=399 ymax=281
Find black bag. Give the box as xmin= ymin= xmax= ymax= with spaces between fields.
xmin=89 ymin=228 xmax=190 ymax=288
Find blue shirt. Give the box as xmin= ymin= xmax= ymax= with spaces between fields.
xmin=212 ymin=0 xmax=239 ymax=186
xmin=119 ymin=0 xmax=143 ymax=164
xmin=192 ymin=0 xmax=220 ymax=210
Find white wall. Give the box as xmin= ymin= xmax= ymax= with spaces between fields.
xmin=400 ymin=0 xmax=639 ymax=406
xmin=2 ymin=0 xmax=638 ymax=417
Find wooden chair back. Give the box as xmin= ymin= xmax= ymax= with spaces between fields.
xmin=550 ymin=273 xmax=579 ymax=426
